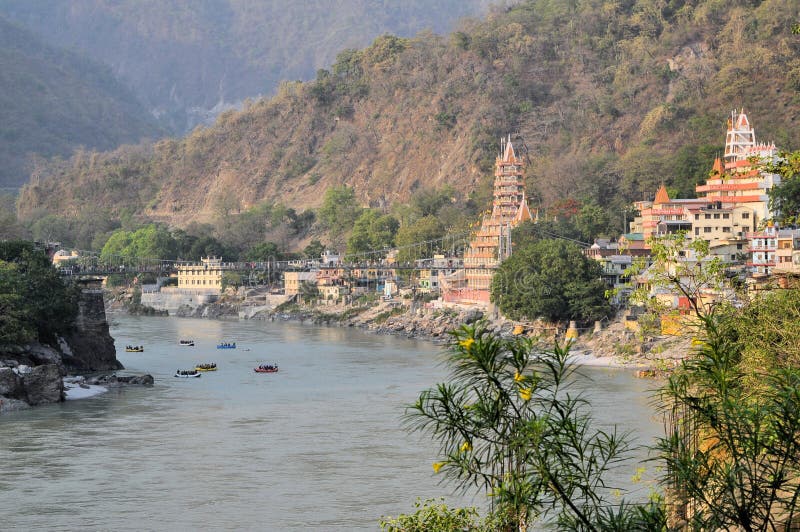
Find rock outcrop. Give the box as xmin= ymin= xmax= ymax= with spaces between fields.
xmin=0 ymin=281 xmax=123 ymax=413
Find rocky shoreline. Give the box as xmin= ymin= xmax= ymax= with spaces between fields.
xmin=1 ymin=286 xmax=152 ymax=414
xmin=118 ymin=289 xmax=692 ymax=373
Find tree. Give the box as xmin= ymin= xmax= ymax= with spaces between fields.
xmin=318 ymin=186 xmax=363 ymax=248
xmin=631 ymin=233 xmax=800 ymax=529
xmin=304 ymin=238 xmax=325 ymax=259
xmin=100 ymin=224 xmax=178 ymax=261
xmin=766 ymin=150 xmax=800 ymax=225
xmin=0 ymin=260 xmax=34 ymax=344
xmin=658 ymin=305 xmax=800 ymax=530
xmin=406 ymin=323 xmax=664 ymax=531
xmin=380 ymin=498 xmax=488 ymax=531
xmin=242 ymin=242 xmax=283 ymax=262
xmin=346 ymin=209 xmax=399 ymax=258
xmin=0 ymin=241 xmax=79 ymax=344
xmin=395 ymin=215 xmax=445 ymax=262
xmin=492 ymin=239 xmax=611 ymax=323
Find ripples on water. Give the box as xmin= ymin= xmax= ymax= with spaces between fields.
xmin=0 ymin=316 xmax=661 ymax=530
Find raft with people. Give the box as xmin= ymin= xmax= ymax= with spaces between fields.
xmin=254 ymin=364 xmax=278 ymax=373
xmin=195 ymin=363 xmax=217 ymax=372
xmin=125 ymin=345 xmax=144 ymax=352
xmin=217 ymin=342 xmax=236 ymax=349
xmin=174 ymin=369 xmax=201 ymax=378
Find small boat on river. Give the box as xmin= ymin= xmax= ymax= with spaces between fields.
xmin=125 ymin=345 xmax=144 ymax=352
xmin=179 ymin=340 xmax=195 ymax=347
xmin=174 ymin=369 xmax=201 ymax=378
xmin=195 ymin=363 xmax=217 ymax=372
xmin=254 ymin=364 xmax=278 ymax=373
xmin=217 ymin=342 xmax=236 ymax=349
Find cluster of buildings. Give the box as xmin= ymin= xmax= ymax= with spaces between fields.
xmin=623 ymin=109 xmax=799 ymax=278
xmin=48 ymin=109 xmax=797 ymax=318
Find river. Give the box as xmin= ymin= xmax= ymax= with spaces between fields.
xmin=0 ymin=315 xmax=662 ymax=530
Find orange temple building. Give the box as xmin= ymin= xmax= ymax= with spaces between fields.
xmin=696 ymin=109 xmax=780 ymax=220
xmin=443 ymin=136 xmax=534 ymax=305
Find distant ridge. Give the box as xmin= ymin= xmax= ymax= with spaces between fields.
xmin=0 ymin=15 xmax=162 ymax=189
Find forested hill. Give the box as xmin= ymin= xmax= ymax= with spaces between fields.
xmin=16 ymin=0 xmax=800 ymax=242
xmin=0 ymin=0 xmax=493 ymax=133
xmin=0 ymin=15 xmax=162 ymax=190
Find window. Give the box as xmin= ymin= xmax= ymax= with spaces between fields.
xmin=737 ymin=244 xmax=743 ymax=250
xmin=695 ymin=227 xmax=700 ymax=236
xmin=704 ymin=227 xmax=712 ymax=233
xmin=723 ymin=227 xmax=730 ymax=232
xmin=694 ymin=214 xmax=699 ymax=220
xmin=714 ymin=213 xmax=720 ymax=219
xmin=705 ymin=214 xmax=711 ymax=219
xmin=742 ymin=212 xmax=750 ymax=219
xmin=723 ymin=213 xmax=730 ymax=219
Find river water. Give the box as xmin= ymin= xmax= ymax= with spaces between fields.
xmin=0 ymin=316 xmax=662 ymax=530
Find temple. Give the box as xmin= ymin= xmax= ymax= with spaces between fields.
xmin=697 ymin=109 xmax=780 ymax=220
xmin=629 ymin=109 xmax=783 ymax=268
xmin=443 ymin=135 xmax=535 ymax=305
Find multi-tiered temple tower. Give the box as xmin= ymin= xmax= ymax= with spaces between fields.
xmin=446 ymin=136 xmax=534 ymax=304
xmin=696 ymin=109 xmax=781 ymax=221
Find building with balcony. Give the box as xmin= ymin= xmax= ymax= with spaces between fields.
xmin=176 ymin=257 xmax=228 ymax=293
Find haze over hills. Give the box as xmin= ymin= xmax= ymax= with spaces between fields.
xmin=0 ymin=15 xmax=162 ymax=190
xmin=0 ymin=0 xmax=494 ymax=133
xmin=14 ymin=0 xmax=800 ymax=252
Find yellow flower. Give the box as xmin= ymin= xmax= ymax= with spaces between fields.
xmin=513 ymin=371 xmax=524 ymax=383
xmin=460 ymin=441 xmax=472 ymax=453
xmin=519 ymin=388 xmax=532 ymax=401
xmin=432 ymin=462 xmax=445 ymax=474
xmin=459 ymin=337 xmax=475 ymax=352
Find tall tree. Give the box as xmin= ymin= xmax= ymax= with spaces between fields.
xmin=492 ymin=239 xmax=610 ymax=323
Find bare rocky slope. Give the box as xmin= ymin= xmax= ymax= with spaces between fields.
xmin=16 ymin=0 xmax=800 ymax=238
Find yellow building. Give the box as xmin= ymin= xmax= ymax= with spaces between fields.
xmin=284 ymin=271 xmax=318 ymax=296
xmin=177 ymin=257 xmax=226 ymax=293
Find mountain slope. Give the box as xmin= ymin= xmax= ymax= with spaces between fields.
xmin=0 ymin=0 xmax=493 ymax=132
xmin=16 ymin=0 xmax=800 ymax=241
xmin=0 ymin=16 xmax=162 ymax=189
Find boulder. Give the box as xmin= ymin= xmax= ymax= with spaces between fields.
xmin=464 ymin=310 xmax=484 ymax=324
xmin=25 ymin=343 xmax=65 ymax=373
xmin=22 ymin=364 xmax=64 ymax=405
xmin=0 ymin=367 xmax=23 ymax=398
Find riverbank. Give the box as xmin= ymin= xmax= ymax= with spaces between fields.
xmin=260 ymin=297 xmax=692 ymax=372
xmin=110 ymin=286 xmax=693 ymax=372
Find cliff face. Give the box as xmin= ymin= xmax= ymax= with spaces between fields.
xmin=61 ymin=286 xmax=122 ymax=372
xmin=0 ymin=282 xmax=121 ymax=413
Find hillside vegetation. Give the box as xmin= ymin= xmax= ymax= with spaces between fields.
xmin=0 ymin=0 xmax=492 ymax=132
xmin=0 ymin=16 xmax=162 ymax=190
xmin=16 ymin=0 xmax=800 ymax=253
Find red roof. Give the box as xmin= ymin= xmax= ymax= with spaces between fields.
xmin=654 ymin=185 xmax=670 ymax=204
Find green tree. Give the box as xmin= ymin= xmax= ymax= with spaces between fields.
xmin=0 ymin=241 xmax=79 ymax=344
xmin=406 ymin=323 xmax=664 ymax=531
xmin=318 ymin=186 xmax=363 ymax=248
xmin=100 ymin=224 xmax=178 ymax=261
xmin=0 ymin=260 xmax=34 ymax=344
xmin=766 ymin=150 xmax=800 ymax=225
xmin=304 ymin=238 xmax=325 ymax=259
xmin=658 ymin=307 xmax=800 ymax=531
xmin=395 ymin=215 xmax=445 ymax=262
xmin=346 ymin=209 xmax=399 ymax=258
xmin=243 ymin=242 xmax=283 ymax=262
xmin=492 ymin=239 xmax=611 ymax=323
xmin=380 ymin=498 xmax=488 ymax=531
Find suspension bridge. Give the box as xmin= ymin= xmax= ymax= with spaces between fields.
xmin=48 ymin=224 xmax=589 ymax=279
